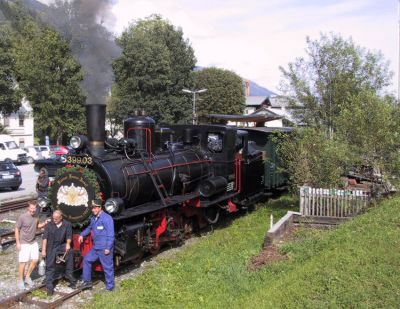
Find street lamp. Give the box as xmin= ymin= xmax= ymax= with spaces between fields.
xmin=182 ymin=88 xmax=207 ymax=124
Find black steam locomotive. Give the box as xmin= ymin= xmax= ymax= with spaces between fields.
xmin=36 ymin=104 xmax=288 ymax=267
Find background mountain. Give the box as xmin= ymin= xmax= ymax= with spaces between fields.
xmin=195 ymin=66 xmax=276 ymax=97
xmin=248 ymin=80 xmax=276 ymax=96
xmin=21 ymin=0 xmax=47 ymax=12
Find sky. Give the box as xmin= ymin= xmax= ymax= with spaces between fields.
xmin=41 ymin=0 xmax=398 ymax=95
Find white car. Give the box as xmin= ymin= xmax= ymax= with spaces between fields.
xmin=35 ymin=145 xmax=52 ymax=159
xmin=0 ymin=135 xmax=28 ymax=164
xmin=22 ymin=146 xmax=44 ymax=164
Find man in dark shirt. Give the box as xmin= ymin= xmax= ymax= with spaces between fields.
xmin=42 ymin=210 xmax=76 ymax=296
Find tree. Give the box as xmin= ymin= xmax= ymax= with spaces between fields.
xmin=275 ymin=128 xmax=349 ymax=190
xmin=280 ymin=33 xmax=393 ymax=138
xmin=112 ymin=15 xmax=196 ymax=124
xmin=336 ymin=90 xmax=400 ymax=187
xmin=191 ymin=67 xmax=245 ymax=123
xmin=0 ymin=26 xmax=21 ymax=115
xmin=12 ymin=21 xmax=85 ymax=144
xmin=0 ymin=123 xmax=10 ymax=134
xmin=277 ymin=33 xmax=399 ymax=191
xmin=106 ymin=85 xmax=122 ymax=137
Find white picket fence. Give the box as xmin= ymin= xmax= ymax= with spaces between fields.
xmin=300 ymin=186 xmax=370 ymax=218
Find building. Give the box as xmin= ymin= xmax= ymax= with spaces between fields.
xmin=0 ymin=98 xmax=34 ymax=147
xmin=210 ymin=80 xmax=295 ymax=127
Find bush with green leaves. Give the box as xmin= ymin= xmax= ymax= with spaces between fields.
xmin=275 ymin=128 xmax=349 ymax=190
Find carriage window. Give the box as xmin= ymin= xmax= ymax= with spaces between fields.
xmin=236 ymin=136 xmax=244 ymax=152
xmin=207 ymin=133 xmax=223 ymax=153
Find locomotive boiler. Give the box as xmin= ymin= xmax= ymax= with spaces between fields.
xmin=39 ymin=104 xmax=268 ymax=267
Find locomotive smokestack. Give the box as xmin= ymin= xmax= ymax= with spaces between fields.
xmin=86 ymin=104 xmax=106 ymax=156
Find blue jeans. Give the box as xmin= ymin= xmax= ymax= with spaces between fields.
xmin=82 ymin=248 xmax=114 ymax=290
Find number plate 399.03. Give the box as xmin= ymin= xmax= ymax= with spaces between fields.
xmin=66 ymin=155 xmax=93 ymax=166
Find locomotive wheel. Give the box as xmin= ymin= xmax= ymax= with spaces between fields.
xmin=203 ymin=207 xmax=220 ymax=224
xmin=183 ymin=221 xmax=193 ymax=238
xmin=181 ymin=215 xmax=194 ymax=239
xmin=149 ymin=244 xmax=160 ymax=255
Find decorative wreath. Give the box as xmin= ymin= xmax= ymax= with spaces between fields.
xmin=49 ymin=165 xmax=101 ymax=227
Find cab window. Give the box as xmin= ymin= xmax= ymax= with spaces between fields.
xmin=207 ymin=133 xmax=223 ymax=153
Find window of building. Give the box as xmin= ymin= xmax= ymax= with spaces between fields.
xmin=3 ymin=118 xmax=9 ymax=127
xmin=19 ymin=114 xmax=24 ymax=127
xmin=19 ymin=138 xmax=25 ymax=148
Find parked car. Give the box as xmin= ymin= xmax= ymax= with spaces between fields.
xmin=0 ymin=135 xmax=28 ymax=164
xmin=0 ymin=161 xmax=22 ymax=190
xmin=23 ymin=146 xmax=43 ymax=164
xmin=50 ymin=145 xmax=69 ymax=156
xmin=35 ymin=145 xmax=51 ymax=159
xmin=34 ymin=156 xmax=66 ymax=177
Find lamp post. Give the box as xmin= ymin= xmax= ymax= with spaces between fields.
xmin=182 ymin=88 xmax=207 ymax=124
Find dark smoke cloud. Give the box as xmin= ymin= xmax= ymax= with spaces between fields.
xmin=43 ymin=0 xmax=121 ymax=105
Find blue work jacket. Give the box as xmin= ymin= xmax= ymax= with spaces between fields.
xmin=80 ymin=211 xmax=114 ymax=250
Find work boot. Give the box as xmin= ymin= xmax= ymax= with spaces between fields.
xmin=68 ymin=281 xmax=77 ymax=289
xmin=79 ymin=281 xmax=93 ymax=290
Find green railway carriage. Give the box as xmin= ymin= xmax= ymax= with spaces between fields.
xmin=243 ymin=127 xmax=292 ymax=191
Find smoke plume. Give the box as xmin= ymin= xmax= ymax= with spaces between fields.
xmin=43 ymin=0 xmax=121 ymax=105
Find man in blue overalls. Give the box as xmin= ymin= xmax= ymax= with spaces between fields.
xmin=78 ymin=199 xmax=115 ymax=291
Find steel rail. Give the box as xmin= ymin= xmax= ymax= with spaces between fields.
xmin=0 ymin=197 xmax=34 ymax=214
xmin=0 ymin=282 xmax=92 ymax=309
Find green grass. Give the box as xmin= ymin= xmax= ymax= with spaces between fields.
xmin=89 ymin=195 xmax=400 ymax=308
xmin=30 ymin=289 xmax=48 ymax=299
xmin=0 ymin=221 xmax=15 ymax=229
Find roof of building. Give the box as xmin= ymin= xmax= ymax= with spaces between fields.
xmin=244 ymin=126 xmax=293 ymax=133
xmin=251 ymin=106 xmax=280 ymax=116
xmin=245 ymin=96 xmax=269 ymax=106
xmin=209 ymin=105 xmax=284 ymax=123
xmin=269 ymin=96 xmax=291 ymax=108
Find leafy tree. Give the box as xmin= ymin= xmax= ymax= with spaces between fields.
xmin=0 ymin=26 xmax=21 ymax=115
xmin=106 ymin=85 xmax=122 ymax=137
xmin=12 ymin=21 xmax=85 ymax=144
xmin=277 ymin=33 xmax=399 ymax=192
xmin=0 ymin=123 xmax=10 ymax=134
xmin=336 ymin=90 xmax=400 ymax=187
xmin=191 ymin=67 xmax=245 ymax=124
xmin=275 ymin=128 xmax=349 ymax=190
xmin=112 ymin=14 xmax=196 ymax=124
xmin=280 ymin=33 xmax=393 ymax=138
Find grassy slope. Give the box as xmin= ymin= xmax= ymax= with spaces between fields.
xmin=89 ymin=196 xmax=400 ymax=308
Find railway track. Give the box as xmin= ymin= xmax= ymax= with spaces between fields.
xmin=0 ymin=197 xmax=33 ymax=214
xmin=0 ymin=230 xmax=43 ymax=250
xmin=0 ymin=282 xmax=86 ymax=309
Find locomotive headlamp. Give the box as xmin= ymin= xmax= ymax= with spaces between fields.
xmin=104 ymin=198 xmax=124 ymax=214
xmin=70 ymin=135 xmax=88 ymax=150
xmin=37 ymin=197 xmax=49 ymax=209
